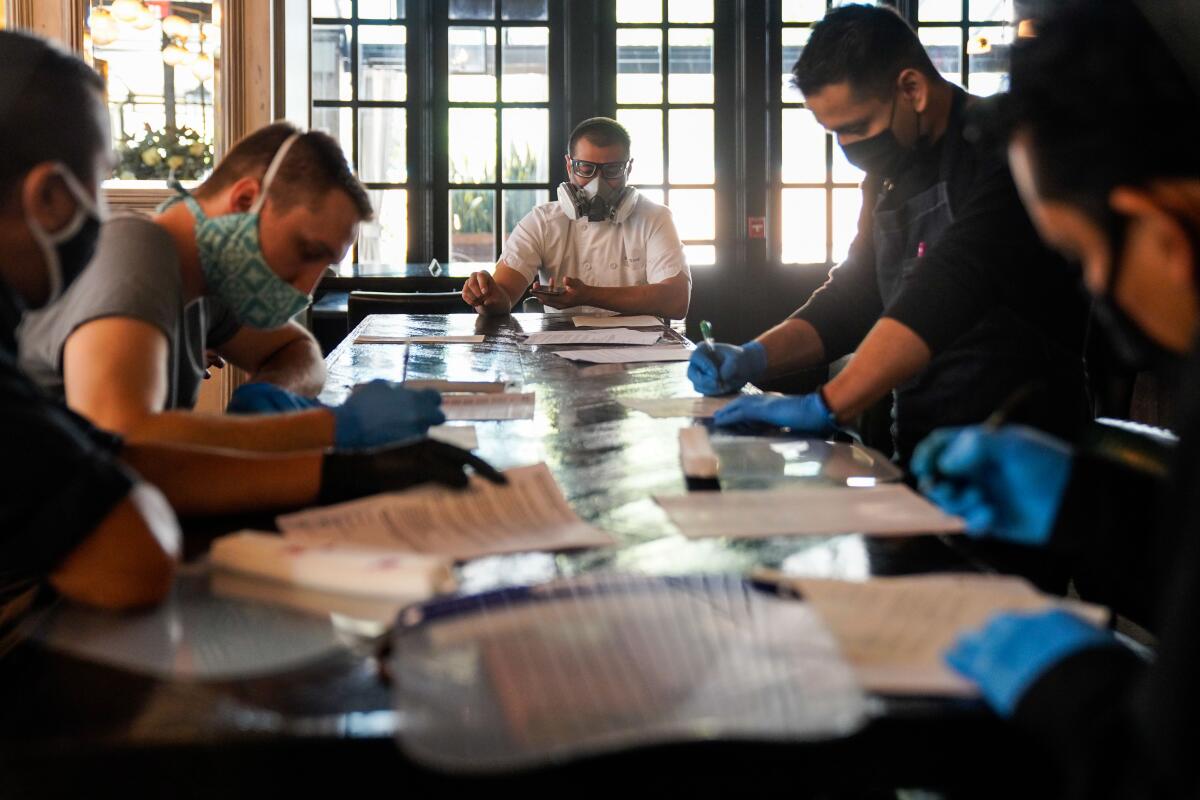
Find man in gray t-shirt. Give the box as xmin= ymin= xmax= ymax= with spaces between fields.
xmin=21 ymin=214 xmax=241 ymax=410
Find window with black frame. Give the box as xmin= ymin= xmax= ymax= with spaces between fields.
xmin=917 ymin=0 xmax=1015 ymax=96
xmin=446 ymin=0 xmax=552 ymax=264
xmin=311 ymin=0 xmax=409 ymax=265
xmin=615 ymin=0 xmax=717 ymax=266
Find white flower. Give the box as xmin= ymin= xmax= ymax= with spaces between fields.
xmin=167 ymin=155 xmax=185 ymax=170
xmin=141 ymin=149 xmax=162 ymax=167
xmin=189 ymin=141 xmax=206 ymax=157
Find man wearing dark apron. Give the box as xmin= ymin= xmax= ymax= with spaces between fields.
xmin=690 ymin=4 xmax=1089 ymax=465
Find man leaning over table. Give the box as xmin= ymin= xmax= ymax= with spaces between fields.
xmin=18 ymin=121 xmax=446 ymax=445
xmin=462 ymin=117 xmax=692 ymax=321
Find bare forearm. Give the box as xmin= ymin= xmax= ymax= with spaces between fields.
xmin=125 ymin=408 xmax=336 ymax=452
xmin=476 ymin=284 xmax=517 ymax=315
xmin=821 ymin=318 xmax=932 ymax=422
xmin=248 ymin=338 xmax=326 ymax=396
xmin=754 ymin=318 xmax=828 ymax=376
xmin=121 ymin=442 xmax=323 ymax=516
xmin=585 ymin=281 xmax=689 ymax=319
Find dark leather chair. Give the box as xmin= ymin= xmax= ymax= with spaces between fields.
xmin=347 ymin=290 xmax=474 ymax=331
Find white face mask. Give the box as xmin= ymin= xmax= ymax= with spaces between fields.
xmin=26 ymin=165 xmax=108 ymax=304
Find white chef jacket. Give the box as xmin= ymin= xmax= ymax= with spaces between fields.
xmin=499 ymin=193 xmax=692 ymax=314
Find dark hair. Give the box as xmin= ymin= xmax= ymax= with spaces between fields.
xmin=1006 ymin=0 xmax=1200 ymax=226
xmin=568 ymin=117 xmax=631 ymax=157
xmin=0 ymin=31 xmax=107 ymax=199
xmin=196 ymin=122 xmax=373 ymax=220
xmin=792 ymin=4 xmax=939 ymax=100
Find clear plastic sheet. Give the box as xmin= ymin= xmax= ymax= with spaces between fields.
xmin=390 ymin=572 xmax=868 ymax=772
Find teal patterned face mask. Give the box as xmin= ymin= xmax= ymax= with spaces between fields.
xmin=169 ymin=133 xmax=312 ymax=329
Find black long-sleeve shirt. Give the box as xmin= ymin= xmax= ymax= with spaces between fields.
xmin=1010 ymin=348 xmax=1200 ymax=798
xmin=791 ymin=91 xmax=1084 ymax=372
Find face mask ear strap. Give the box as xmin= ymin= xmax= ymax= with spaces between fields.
xmin=250 ymin=132 xmax=303 ymax=215
xmin=52 ymin=164 xmax=106 ymax=222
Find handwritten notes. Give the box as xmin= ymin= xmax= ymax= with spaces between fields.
xmin=441 ymin=392 xmax=535 ymax=421
xmin=522 ymin=329 xmax=663 ymax=346
xmin=571 ymin=315 xmax=664 ymax=328
xmin=554 ymin=346 xmax=691 ymax=364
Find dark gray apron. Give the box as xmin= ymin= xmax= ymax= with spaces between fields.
xmin=870 ymin=113 xmax=1085 ymax=462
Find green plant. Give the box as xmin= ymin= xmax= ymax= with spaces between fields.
xmin=449 ymin=144 xmax=544 ymax=234
xmin=115 ymin=123 xmax=213 ymax=181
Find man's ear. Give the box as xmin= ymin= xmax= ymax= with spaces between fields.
xmin=1111 ymin=186 xmax=1197 ymax=292
xmin=20 ymin=163 xmax=78 ymax=233
xmin=223 ymin=176 xmax=262 ymax=214
xmin=897 ymin=68 xmax=930 ymax=114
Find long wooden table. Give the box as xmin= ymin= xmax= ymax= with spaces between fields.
xmin=0 ymin=313 xmax=1054 ymax=797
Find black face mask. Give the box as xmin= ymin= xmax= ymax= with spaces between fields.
xmin=840 ymin=95 xmax=909 ymax=177
xmin=1092 ymin=217 xmax=1178 ymax=372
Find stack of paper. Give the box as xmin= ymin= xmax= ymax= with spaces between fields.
xmin=277 ymin=463 xmax=615 ymax=560
xmin=756 ymin=571 xmax=1110 ymax=695
xmin=655 ymin=484 xmax=965 ymax=539
xmin=209 ymin=531 xmax=456 ymax=599
xmin=554 ymin=346 xmax=691 ymax=364
xmin=521 ymin=329 xmax=663 ymax=346
xmin=571 ymin=315 xmax=664 ymax=328
xmin=441 ymin=392 xmax=535 ymax=421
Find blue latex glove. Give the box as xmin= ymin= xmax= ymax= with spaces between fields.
xmin=945 ymin=609 xmax=1119 ymax=717
xmin=910 ymin=425 xmax=1073 ymax=546
xmin=227 ymin=382 xmax=325 ymax=414
xmin=332 ymin=379 xmax=445 ymax=449
xmin=688 ymin=341 xmax=768 ymax=396
xmin=713 ymin=391 xmax=838 ymax=436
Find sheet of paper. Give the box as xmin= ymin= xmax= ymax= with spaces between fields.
xmin=355 ymin=334 xmax=486 ymax=344
xmin=572 ymin=315 xmax=664 ymax=328
xmin=655 ymin=484 xmax=965 ymax=539
xmin=441 ymin=392 xmax=535 ymax=421
xmin=403 ymin=380 xmax=506 ymax=394
xmin=522 ymin=328 xmax=663 ymax=346
xmin=277 ymin=463 xmax=615 ymax=560
xmin=757 ymin=571 xmax=1110 ymax=695
xmin=620 ymin=396 xmax=734 ymax=418
xmin=428 ymin=424 xmax=479 ymax=450
xmin=209 ymin=531 xmax=455 ymax=599
xmin=554 ymin=346 xmax=691 ymax=364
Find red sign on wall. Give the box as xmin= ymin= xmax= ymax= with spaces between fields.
xmin=747 ymin=216 xmax=766 ymax=239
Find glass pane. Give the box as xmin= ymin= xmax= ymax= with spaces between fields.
xmin=358 ymin=108 xmax=406 ymax=183
xmin=502 ymin=26 xmax=548 ymax=102
xmin=312 ymin=0 xmax=351 ymax=17
xmin=782 ymin=109 xmax=826 ymax=184
xmin=360 ymin=189 xmax=407 ymax=264
xmin=449 ymin=26 xmax=497 ymax=102
xmin=449 ymin=108 xmax=496 ymax=183
xmin=90 ymin=0 xmax=220 ymax=182
xmin=782 ymin=188 xmax=826 ymax=264
xmin=668 ymin=109 xmax=714 ymax=184
xmin=358 ymin=25 xmax=406 ymax=101
xmin=967 ymin=25 xmax=1012 ymax=96
xmin=668 ymin=189 xmax=715 ymax=241
xmin=617 ymin=28 xmax=662 ymax=104
xmin=668 ymin=28 xmax=713 ymax=104
xmin=502 ymin=0 xmax=547 ymax=20
xmin=831 ymin=137 xmax=865 ymax=184
xmin=782 ymin=0 xmax=826 ymax=22
xmin=919 ymin=27 xmax=962 ymax=86
xmin=504 ymin=189 xmax=543 ymax=241
xmin=781 ymin=28 xmax=812 ymax=103
xmin=312 ymin=106 xmax=354 ymax=167
xmin=969 ymin=0 xmax=1012 ymax=22
xmin=919 ymin=0 xmax=962 ymax=22
xmin=831 ymin=187 xmax=862 ymax=263
xmin=684 ymin=244 xmax=716 ymax=265
xmin=450 ymin=0 xmax=494 ymax=20
xmin=502 ymin=108 xmax=548 ymax=182
xmin=359 ymin=0 xmax=406 ymax=18
xmin=450 ymin=189 xmax=496 ymax=263
xmin=617 ymin=0 xmax=661 ymax=23
xmin=669 ymin=0 xmax=712 ymax=23
xmin=312 ymin=25 xmax=353 ymax=101
xmin=617 ymin=109 xmax=664 ymax=184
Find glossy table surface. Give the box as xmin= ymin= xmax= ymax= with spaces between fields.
xmin=316 ymin=261 xmax=479 ymax=293
xmin=0 ymin=313 xmax=1043 ymax=795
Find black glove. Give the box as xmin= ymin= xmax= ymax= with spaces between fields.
xmin=319 ymin=439 xmax=506 ymax=505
